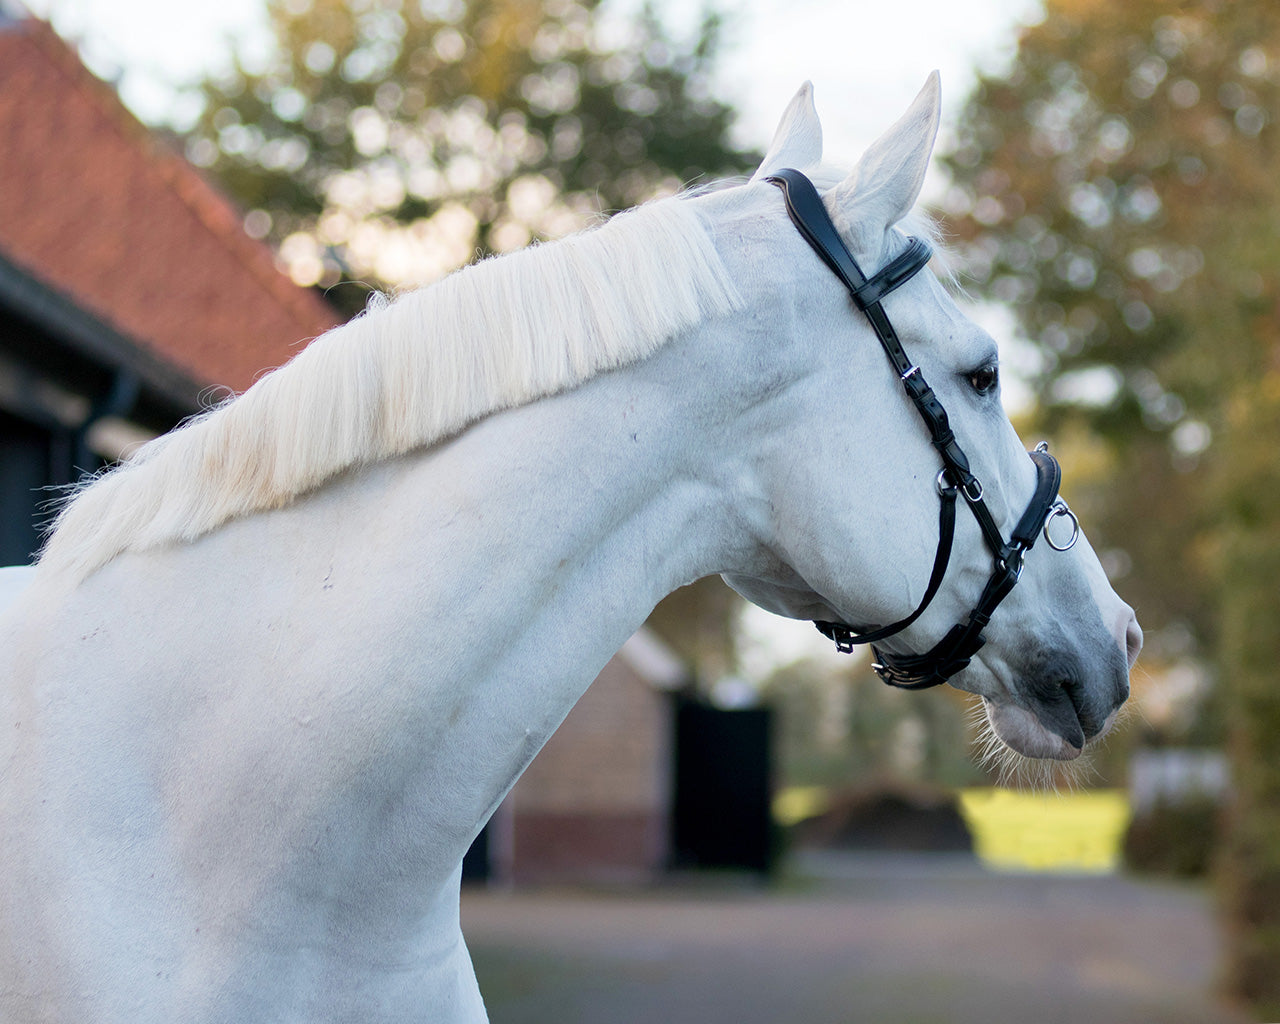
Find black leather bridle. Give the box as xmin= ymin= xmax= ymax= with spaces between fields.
xmin=766 ymin=168 xmax=1080 ymax=691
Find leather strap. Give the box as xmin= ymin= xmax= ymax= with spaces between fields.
xmin=814 ymin=480 xmax=957 ymax=650
xmin=766 ymin=169 xmax=924 ymax=376
xmin=869 ymin=451 xmax=1063 ymax=688
xmin=765 ymin=168 xmax=1070 ymax=690
xmin=767 ymin=170 xmax=988 ymax=506
xmin=1012 ymin=448 xmax=1062 ymax=551
xmin=768 ymin=170 xmax=960 ymax=658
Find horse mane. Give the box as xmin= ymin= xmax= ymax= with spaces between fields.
xmin=39 ymin=195 xmax=742 ymax=582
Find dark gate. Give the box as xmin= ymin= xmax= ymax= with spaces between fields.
xmin=461 ymin=824 xmax=489 ymax=884
xmin=0 ymin=409 xmax=73 ymax=566
xmin=672 ymin=697 xmax=774 ymax=874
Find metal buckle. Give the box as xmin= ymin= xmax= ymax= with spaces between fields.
xmin=997 ymin=551 xmax=1025 ymax=581
xmin=936 ymin=467 xmax=983 ymax=502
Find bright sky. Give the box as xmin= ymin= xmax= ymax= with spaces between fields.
xmin=17 ymin=0 xmax=1044 ymax=170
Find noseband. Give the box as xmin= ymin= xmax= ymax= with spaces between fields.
xmin=766 ymin=168 xmax=1080 ymax=691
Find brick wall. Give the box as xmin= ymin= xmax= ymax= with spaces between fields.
xmin=503 ymin=642 xmax=677 ymax=884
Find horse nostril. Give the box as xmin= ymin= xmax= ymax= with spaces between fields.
xmin=1125 ymin=614 xmax=1143 ymax=671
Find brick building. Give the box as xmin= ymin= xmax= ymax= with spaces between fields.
xmin=479 ymin=628 xmax=688 ymax=886
xmin=0 ymin=13 xmax=337 ymax=563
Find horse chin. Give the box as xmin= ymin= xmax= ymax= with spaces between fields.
xmin=984 ymin=699 xmax=1084 ymax=762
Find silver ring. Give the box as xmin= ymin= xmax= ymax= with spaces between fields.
xmin=1044 ymin=502 xmax=1080 ymax=551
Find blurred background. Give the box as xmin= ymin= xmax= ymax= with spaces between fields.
xmin=1 ymin=0 xmax=1277 ymax=1020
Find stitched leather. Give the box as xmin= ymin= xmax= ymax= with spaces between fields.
xmin=766 ymin=168 xmax=1070 ymax=690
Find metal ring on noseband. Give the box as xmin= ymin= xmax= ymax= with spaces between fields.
xmin=1044 ymin=502 xmax=1080 ymax=552
xmin=768 ymin=167 xmax=1080 ymax=690
xmin=1034 ymin=443 xmax=1079 ymax=551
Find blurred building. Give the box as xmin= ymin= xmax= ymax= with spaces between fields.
xmin=476 ymin=628 xmax=688 ymax=886
xmin=0 ymin=13 xmax=338 ymax=564
xmin=468 ymin=626 xmax=777 ymax=887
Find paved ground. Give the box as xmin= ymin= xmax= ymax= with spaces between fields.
xmin=460 ymin=852 xmax=1257 ymax=1024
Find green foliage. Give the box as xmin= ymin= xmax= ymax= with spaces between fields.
xmin=1219 ymin=804 xmax=1280 ymax=1017
xmin=941 ymin=0 xmax=1280 ymax=647
xmin=1216 ymin=380 xmax=1280 ymax=1015
xmin=942 ymin=2 xmax=1280 ymax=1014
xmin=763 ymin=661 xmax=985 ymax=791
xmin=1122 ymin=797 xmax=1219 ymax=877
xmin=184 ymin=0 xmax=756 ymax=310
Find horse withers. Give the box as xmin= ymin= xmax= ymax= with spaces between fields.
xmin=0 ymin=75 xmax=1139 ymax=1022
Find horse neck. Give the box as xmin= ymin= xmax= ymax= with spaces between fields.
xmin=285 ymin=327 xmax=747 ymax=867
xmin=2 ymin=326 xmax=751 ymax=994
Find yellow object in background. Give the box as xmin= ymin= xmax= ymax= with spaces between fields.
xmin=959 ymin=788 xmax=1133 ymax=873
xmin=774 ymin=785 xmax=1134 ymax=873
xmin=773 ymin=786 xmax=831 ymax=828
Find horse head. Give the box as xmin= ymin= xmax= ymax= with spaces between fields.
xmin=712 ymin=76 xmax=1140 ymax=764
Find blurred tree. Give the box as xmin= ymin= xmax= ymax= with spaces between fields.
xmin=940 ymin=0 xmax=1275 ymax=653
xmin=182 ymin=0 xmax=756 ymax=681
xmin=941 ymin=0 xmax=1280 ymax=1014
xmin=647 ymin=577 xmax=739 ymax=685
xmin=185 ymin=0 xmax=756 ymax=311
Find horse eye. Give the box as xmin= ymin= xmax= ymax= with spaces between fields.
xmin=968 ymin=364 xmax=999 ymax=395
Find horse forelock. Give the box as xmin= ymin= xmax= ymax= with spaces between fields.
xmin=38 ymin=196 xmax=742 ymax=582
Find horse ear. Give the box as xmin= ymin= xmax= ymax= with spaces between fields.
xmin=829 ymin=72 xmax=941 ymax=237
xmin=750 ymin=82 xmax=823 ymax=181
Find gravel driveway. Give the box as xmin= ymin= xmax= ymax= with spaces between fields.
xmin=461 ymin=853 xmax=1254 ymax=1024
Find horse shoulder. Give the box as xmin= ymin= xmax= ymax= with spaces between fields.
xmin=0 ymin=565 xmax=36 ymax=619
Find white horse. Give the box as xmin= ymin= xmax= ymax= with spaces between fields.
xmin=0 ymin=76 xmax=1140 ymax=1022
xmin=0 ymin=565 xmax=35 ymax=616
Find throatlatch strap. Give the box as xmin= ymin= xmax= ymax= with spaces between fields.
xmin=814 ymin=482 xmax=957 ymax=650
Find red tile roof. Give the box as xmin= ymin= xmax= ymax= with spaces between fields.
xmin=0 ymin=17 xmax=339 ymax=394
